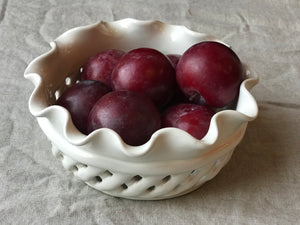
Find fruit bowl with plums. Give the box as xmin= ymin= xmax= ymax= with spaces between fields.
xmin=24 ymin=19 xmax=258 ymax=200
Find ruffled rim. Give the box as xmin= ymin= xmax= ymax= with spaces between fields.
xmin=24 ymin=19 xmax=258 ymax=160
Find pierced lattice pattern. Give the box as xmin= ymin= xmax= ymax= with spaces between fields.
xmin=51 ymin=144 xmax=234 ymax=200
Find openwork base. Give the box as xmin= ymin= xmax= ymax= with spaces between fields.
xmin=52 ymin=144 xmax=234 ymax=200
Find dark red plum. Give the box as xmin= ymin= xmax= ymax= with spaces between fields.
xmin=167 ymin=54 xmax=181 ymax=68
xmin=87 ymin=90 xmax=161 ymax=146
xmin=56 ymin=80 xmax=111 ymax=134
xmin=81 ymin=49 xmax=125 ymax=87
xmin=176 ymin=41 xmax=243 ymax=108
xmin=162 ymin=103 xmax=215 ymax=140
xmin=111 ymin=48 xmax=176 ymax=109
xmin=166 ymin=82 xmax=189 ymax=108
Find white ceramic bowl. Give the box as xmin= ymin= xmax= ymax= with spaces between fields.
xmin=24 ymin=18 xmax=258 ymax=200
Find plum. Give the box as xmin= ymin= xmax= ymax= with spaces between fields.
xmin=167 ymin=54 xmax=181 ymax=68
xmin=162 ymin=103 xmax=215 ymax=140
xmin=176 ymin=41 xmax=243 ymax=108
xmin=81 ymin=49 xmax=125 ymax=87
xmin=111 ymin=48 xmax=176 ymax=109
xmin=56 ymin=80 xmax=111 ymax=134
xmin=87 ymin=90 xmax=161 ymax=146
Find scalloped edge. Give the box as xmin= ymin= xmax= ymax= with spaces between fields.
xmin=25 ymin=18 xmax=258 ymax=160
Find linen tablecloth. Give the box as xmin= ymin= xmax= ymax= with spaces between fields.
xmin=1 ymin=0 xmax=299 ymax=224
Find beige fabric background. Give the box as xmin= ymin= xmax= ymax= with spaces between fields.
xmin=1 ymin=0 xmax=299 ymax=224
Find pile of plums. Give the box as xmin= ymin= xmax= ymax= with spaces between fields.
xmin=56 ymin=41 xmax=243 ymax=146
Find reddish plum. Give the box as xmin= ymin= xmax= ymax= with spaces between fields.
xmin=56 ymin=80 xmax=111 ymax=134
xmin=112 ymin=48 xmax=176 ymax=109
xmin=166 ymin=82 xmax=189 ymax=107
xmin=81 ymin=49 xmax=125 ymax=87
xmin=167 ymin=54 xmax=181 ymax=68
xmin=88 ymin=90 xmax=161 ymax=146
xmin=176 ymin=41 xmax=243 ymax=108
xmin=162 ymin=103 xmax=215 ymax=140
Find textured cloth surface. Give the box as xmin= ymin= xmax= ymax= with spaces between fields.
xmin=1 ymin=0 xmax=300 ymax=224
